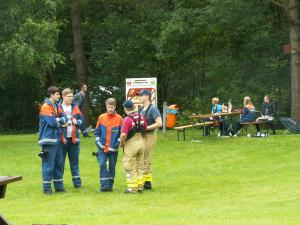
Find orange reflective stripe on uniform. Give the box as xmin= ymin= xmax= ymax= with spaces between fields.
xmin=61 ymin=132 xmax=66 ymax=144
xmin=40 ymin=104 xmax=55 ymax=116
xmin=72 ymin=105 xmax=82 ymax=115
xmin=105 ymin=126 xmax=112 ymax=152
xmin=72 ymin=124 xmax=76 ymax=144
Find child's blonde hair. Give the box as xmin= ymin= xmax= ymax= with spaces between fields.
xmin=105 ymin=98 xmax=117 ymax=106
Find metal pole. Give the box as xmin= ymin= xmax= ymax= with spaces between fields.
xmin=162 ymin=101 xmax=167 ymax=136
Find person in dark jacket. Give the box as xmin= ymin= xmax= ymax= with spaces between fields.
xmin=74 ymin=83 xmax=90 ymax=137
xmin=38 ymin=86 xmax=68 ymax=195
xmin=74 ymin=83 xmax=87 ymax=112
xmin=255 ymin=95 xmax=276 ymax=135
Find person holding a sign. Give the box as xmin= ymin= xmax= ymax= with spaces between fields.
xmin=137 ymin=89 xmax=162 ymax=190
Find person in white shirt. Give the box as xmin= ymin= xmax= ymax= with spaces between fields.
xmin=59 ymin=88 xmax=84 ymax=188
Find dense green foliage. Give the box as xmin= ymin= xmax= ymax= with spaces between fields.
xmin=0 ymin=131 xmax=300 ymax=224
xmin=0 ymin=0 xmax=291 ymax=131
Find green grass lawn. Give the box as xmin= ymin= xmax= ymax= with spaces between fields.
xmin=0 ymin=130 xmax=300 ymax=225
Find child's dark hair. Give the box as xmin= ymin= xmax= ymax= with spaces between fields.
xmin=47 ymin=86 xmax=60 ymax=97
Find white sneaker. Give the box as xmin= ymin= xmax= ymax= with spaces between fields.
xmin=256 ymin=132 xmax=261 ymax=137
xmin=191 ymin=140 xmax=203 ymax=143
xmin=233 ymin=134 xmax=237 ymax=137
xmin=246 ymin=134 xmax=251 ymax=138
xmin=217 ymin=132 xmax=221 ymax=137
xmin=221 ymin=135 xmax=230 ymax=138
xmin=86 ymin=125 xmax=94 ymax=132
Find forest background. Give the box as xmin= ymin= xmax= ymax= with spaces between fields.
xmin=0 ymin=0 xmax=296 ymax=132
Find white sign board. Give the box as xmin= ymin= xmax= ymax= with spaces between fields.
xmin=125 ymin=77 xmax=157 ymax=110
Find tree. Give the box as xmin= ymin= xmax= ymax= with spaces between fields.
xmin=270 ymin=0 xmax=300 ymax=123
xmin=0 ymin=0 xmax=64 ymax=132
xmin=0 ymin=0 xmax=293 ymax=131
xmin=70 ymin=0 xmax=90 ymax=124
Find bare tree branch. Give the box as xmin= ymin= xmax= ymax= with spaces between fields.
xmin=270 ymin=0 xmax=285 ymax=9
xmin=270 ymin=0 xmax=300 ymax=25
xmin=270 ymin=0 xmax=289 ymax=13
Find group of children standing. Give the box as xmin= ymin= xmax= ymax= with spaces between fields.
xmin=38 ymin=86 xmax=162 ymax=195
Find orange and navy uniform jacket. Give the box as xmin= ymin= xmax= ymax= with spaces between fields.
xmin=58 ymin=102 xmax=84 ymax=145
xmin=94 ymin=112 xmax=123 ymax=153
xmin=38 ymin=98 xmax=66 ymax=146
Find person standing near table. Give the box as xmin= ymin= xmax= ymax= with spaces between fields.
xmin=94 ymin=98 xmax=123 ymax=192
xmin=120 ymin=100 xmax=147 ymax=193
xmin=38 ymin=86 xmax=67 ymax=195
xmin=59 ymin=88 xmax=84 ymax=188
xmin=137 ymin=89 xmax=162 ymax=190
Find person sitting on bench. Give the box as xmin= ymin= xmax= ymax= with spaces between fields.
xmin=255 ymin=95 xmax=276 ymax=135
xmin=232 ymin=96 xmax=256 ymax=136
xmin=203 ymin=97 xmax=222 ymax=136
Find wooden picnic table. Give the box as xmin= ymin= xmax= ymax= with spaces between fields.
xmin=188 ymin=111 xmax=244 ymax=137
xmin=173 ymin=121 xmax=214 ymax=141
xmin=0 ymin=176 xmax=22 ymax=199
xmin=189 ymin=111 xmax=243 ymax=119
xmin=0 ymin=176 xmax=22 ymax=225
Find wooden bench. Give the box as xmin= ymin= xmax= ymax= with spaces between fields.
xmin=174 ymin=122 xmax=214 ymax=141
xmin=240 ymin=120 xmax=268 ymax=135
xmin=0 ymin=176 xmax=22 ymax=225
xmin=0 ymin=176 xmax=22 ymax=199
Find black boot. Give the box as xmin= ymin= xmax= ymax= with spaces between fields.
xmin=55 ymin=188 xmax=66 ymax=193
xmin=43 ymin=190 xmax=53 ymax=195
xmin=144 ymin=181 xmax=152 ymax=190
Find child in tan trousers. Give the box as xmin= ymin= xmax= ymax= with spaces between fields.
xmin=120 ymin=100 xmax=147 ymax=194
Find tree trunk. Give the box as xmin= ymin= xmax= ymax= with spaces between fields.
xmin=200 ymin=46 xmax=206 ymax=108
xmin=289 ymin=0 xmax=300 ymax=123
xmin=71 ymin=0 xmax=88 ymax=86
xmin=70 ymin=0 xmax=90 ymax=125
xmin=45 ymin=69 xmax=54 ymax=87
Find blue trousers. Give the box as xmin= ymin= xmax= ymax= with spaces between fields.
xmin=42 ymin=143 xmax=64 ymax=191
xmin=233 ymin=119 xmax=252 ymax=134
xmin=62 ymin=139 xmax=82 ymax=187
xmin=97 ymin=148 xmax=118 ymax=190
